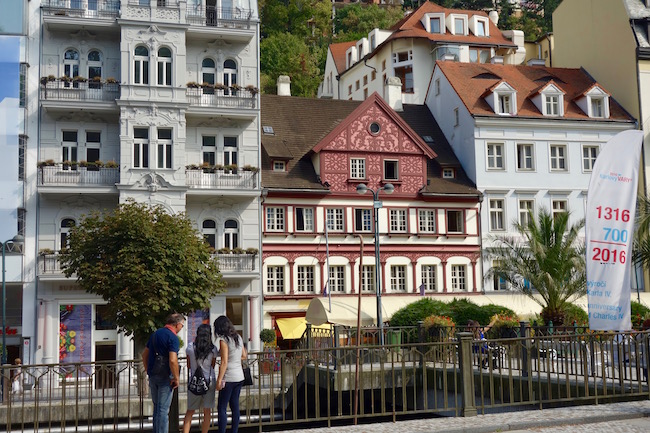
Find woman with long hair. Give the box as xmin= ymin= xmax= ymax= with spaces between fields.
xmin=182 ymin=324 xmax=218 ymax=433
xmin=214 ymin=315 xmax=247 ymax=433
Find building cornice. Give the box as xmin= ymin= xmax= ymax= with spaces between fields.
xmin=473 ymin=116 xmax=636 ymax=131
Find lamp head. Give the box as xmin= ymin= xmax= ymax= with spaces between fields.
xmin=356 ymin=183 xmax=368 ymax=195
xmin=382 ymin=183 xmax=395 ymax=194
xmin=12 ymin=235 xmax=24 ymax=245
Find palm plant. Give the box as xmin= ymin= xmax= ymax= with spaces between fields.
xmin=633 ymin=194 xmax=650 ymax=267
xmin=485 ymin=208 xmax=586 ymax=326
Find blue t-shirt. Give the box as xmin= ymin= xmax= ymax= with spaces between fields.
xmin=146 ymin=327 xmax=180 ymax=377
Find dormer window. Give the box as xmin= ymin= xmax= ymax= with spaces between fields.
xmin=499 ymin=94 xmax=511 ymax=114
xmin=545 ymin=94 xmax=560 ymax=116
xmin=469 ymin=15 xmax=489 ymax=37
xmin=442 ymin=168 xmax=455 ymax=179
xmin=430 ymin=17 xmax=441 ymax=33
xmin=455 ymin=18 xmax=465 ymax=34
xmin=476 ymin=20 xmax=486 ymax=36
xmin=422 ymin=13 xmax=445 ymax=34
xmin=591 ymin=97 xmax=604 ymax=117
xmin=447 ymin=14 xmax=468 ymax=35
xmin=575 ymin=85 xmax=610 ymax=118
xmin=273 ymin=161 xmax=285 ymax=172
xmin=484 ymin=82 xmax=517 ymax=115
xmin=536 ymin=83 xmax=565 ymax=116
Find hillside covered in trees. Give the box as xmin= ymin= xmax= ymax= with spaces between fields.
xmin=260 ymin=0 xmax=560 ymax=97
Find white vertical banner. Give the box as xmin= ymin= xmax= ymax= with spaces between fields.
xmin=586 ymin=130 xmax=643 ymax=331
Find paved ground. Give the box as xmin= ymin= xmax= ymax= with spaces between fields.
xmin=269 ymin=400 xmax=650 ymax=433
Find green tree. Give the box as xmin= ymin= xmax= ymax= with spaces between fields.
xmin=485 ymin=209 xmax=586 ymax=326
xmin=260 ymin=32 xmax=322 ymax=96
xmin=334 ymin=4 xmax=404 ymax=40
xmin=633 ymin=194 xmax=650 ymax=268
xmin=59 ymin=200 xmax=225 ymax=344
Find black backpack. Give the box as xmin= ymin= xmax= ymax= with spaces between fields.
xmin=188 ymin=364 xmax=210 ymax=395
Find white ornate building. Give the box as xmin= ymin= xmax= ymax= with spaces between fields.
xmin=23 ymin=0 xmax=262 ymax=366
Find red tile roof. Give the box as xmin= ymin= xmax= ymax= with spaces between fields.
xmin=436 ymin=61 xmax=635 ymax=121
xmin=329 ymin=41 xmax=357 ymax=75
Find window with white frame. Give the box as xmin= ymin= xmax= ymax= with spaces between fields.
xmin=582 ymin=145 xmax=599 ymax=171
xmin=62 ymin=130 xmax=78 ymax=165
xmin=295 ymin=207 xmax=314 ymax=232
xmin=430 ymin=16 xmax=441 ymax=33
xmin=224 ymin=219 xmax=238 ymax=249
xmin=446 ymin=210 xmax=464 ymax=234
xmin=361 ymin=265 xmax=375 ymax=292
xmin=86 ymin=131 xmax=101 ymax=163
xmin=157 ymin=128 xmax=172 ymax=169
xmin=388 ymin=209 xmax=406 ymax=233
xmin=60 ymin=218 xmax=76 ymax=249
xmin=475 ymin=19 xmax=486 ymax=36
xmin=487 ymin=143 xmax=504 ymax=170
xmin=87 ymin=50 xmax=102 ymax=82
xmin=133 ymin=128 xmax=149 ymax=168
xmin=354 ymin=209 xmax=372 ymax=232
xmin=202 ymin=58 xmax=216 ymax=86
xmin=451 ymin=264 xmax=467 ymax=291
xmin=552 ymin=199 xmax=567 ymax=221
xmin=590 ymin=97 xmax=604 ymax=118
xmin=350 ymin=158 xmax=365 ymax=179
xmin=63 ymin=49 xmax=79 ymax=80
xmin=550 ymin=144 xmax=567 ymax=171
xmin=489 ymin=199 xmax=505 ymax=231
xmin=421 ymin=264 xmax=437 ymax=292
xmin=518 ymin=199 xmax=534 ymax=227
xmin=516 ymin=143 xmax=534 ymax=170
xmin=328 ymin=266 xmax=345 ymax=293
xmin=393 ymin=50 xmax=413 ymax=93
xmin=202 ymin=219 xmax=217 ymax=249
xmin=266 ymin=266 xmax=284 ymax=293
xmin=157 ymin=47 xmax=172 ymax=86
xmin=223 ymin=136 xmax=238 ymax=166
xmin=442 ymin=168 xmax=455 ymax=178
xmin=223 ymin=59 xmax=237 ymax=96
xmin=134 ymin=46 xmax=149 ymax=84
xmin=492 ymin=261 xmax=507 ymax=291
xmin=469 ymin=47 xmax=490 ymax=63
xmin=544 ymin=94 xmax=560 ymax=116
xmin=498 ymin=94 xmax=512 ymax=114
xmin=202 ymin=136 xmax=216 ymax=166
xmin=296 ymin=265 xmax=315 ymax=292
xmin=418 ymin=209 xmax=436 ymax=233
xmin=326 ymin=208 xmax=345 ymax=232
xmin=266 ymin=207 xmax=285 ymax=231
xmin=273 ymin=161 xmax=285 ymax=171
xmin=454 ymin=17 xmax=465 ymax=34
xmin=390 ymin=265 xmax=407 ymax=292
xmin=384 ymin=160 xmax=398 ymax=181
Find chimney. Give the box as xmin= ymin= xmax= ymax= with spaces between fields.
xmin=277 ymin=75 xmax=291 ymax=96
xmin=488 ymin=10 xmax=498 ymax=26
xmin=490 ymin=56 xmax=504 ymax=64
xmin=527 ymin=58 xmax=546 ymax=67
xmin=385 ymin=76 xmax=403 ymax=112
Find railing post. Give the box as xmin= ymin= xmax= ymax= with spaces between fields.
xmin=417 ymin=321 xmax=425 ymax=343
xmin=520 ymin=321 xmax=530 ymax=377
xmin=457 ymin=332 xmax=477 ymax=417
xmin=333 ymin=325 xmax=341 ymax=369
xmin=306 ymin=323 xmax=312 ymax=352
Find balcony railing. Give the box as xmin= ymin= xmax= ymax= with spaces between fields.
xmin=42 ymin=0 xmax=120 ymax=19
xmin=213 ymin=253 xmax=256 ymax=272
xmin=41 ymin=80 xmax=120 ymax=103
xmin=38 ymin=164 xmax=120 ymax=187
xmin=185 ymin=169 xmax=257 ymax=189
xmin=186 ymin=87 xmax=257 ymax=109
xmin=38 ymin=253 xmax=64 ymax=276
xmin=186 ymin=6 xmax=253 ymax=29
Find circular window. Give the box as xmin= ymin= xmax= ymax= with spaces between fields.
xmin=369 ymin=122 xmax=381 ymax=134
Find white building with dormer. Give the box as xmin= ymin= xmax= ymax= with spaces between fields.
xmin=318 ymin=2 xmax=526 ymax=104
xmin=23 ymin=0 xmax=262 ymax=366
xmin=426 ymin=59 xmax=637 ymax=291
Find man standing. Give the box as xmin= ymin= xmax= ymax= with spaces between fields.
xmin=142 ymin=313 xmax=184 ymax=433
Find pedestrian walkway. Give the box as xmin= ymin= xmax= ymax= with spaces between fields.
xmin=271 ymin=400 xmax=650 ymax=433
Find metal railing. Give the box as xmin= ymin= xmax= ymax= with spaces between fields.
xmin=40 ymin=81 xmax=120 ymax=103
xmin=185 ymin=88 xmax=257 ymax=109
xmin=42 ymin=0 xmax=121 ymax=19
xmin=213 ymin=253 xmax=256 ymax=272
xmin=185 ymin=169 xmax=257 ymax=189
xmin=38 ymin=165 xmax=120 ymax=186
xmin=1 ymin=331 xmax=648 ymax=432
xmin=186 ymin=6 xmax=254 ymax=29
xmin=38 ymin=253 xmax=64 ymax=275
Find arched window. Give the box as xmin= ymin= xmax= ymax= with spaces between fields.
xmin=88 ymin=50 xmax=102 ymax=80
xmin=202 ymin=219 xmax=217 ymax=249
xmin=157 ymin=47 xmax=172 ymax=86
xmin=202 ymin=58 xmax=216 ymax=85
xmin=63 ymin=49 xmax=79 ymax=79
xmin=134 ymin=46 xmax=149 ymax=85
xmin=60 ymin=218 xmax=76 ymax=249
xmin=224 ymin=219 xmax=238 ymax=249
xmin=223 ymin=59 xmax=237 ymax=96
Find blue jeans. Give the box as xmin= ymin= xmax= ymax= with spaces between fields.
xmin=217 ymin=381 xmax=243 ymax=433
xmin=149 ymin=375 xmax=174 ymax=433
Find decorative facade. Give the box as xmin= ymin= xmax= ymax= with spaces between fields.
xmin=23 ymin=0 xmax=262 ymax=366
xmin=260 ymin=90 xmax=482 ymax=338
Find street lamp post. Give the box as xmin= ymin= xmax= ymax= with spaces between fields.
xmin=356 ymin=183 xmax=394 ymax=346
xmin=2 ymin=235 xmax=24 ymax=365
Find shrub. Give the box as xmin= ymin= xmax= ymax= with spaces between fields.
xmin=561 ymin=303 xmax=588 ymax=326
xmin=447 ymin=298 xmax=483 ymax=327
xmin=423 ymin=315 xmax=455 ymax=328
xmin=245 ymin=248 xmax=259 ymax=255
xmin=260 ymin=328 xmax=276 ymax=345
xmin=389 ymin=298 xmax=451 ymax=328
xmin=486 ymin=313 xmax=520 ymax=339
xmin=632 ymin=301 xmax=650 ymax=329
xmin=232 ymin=247 xmax=245 ymax=254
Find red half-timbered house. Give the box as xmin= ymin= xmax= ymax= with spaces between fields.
xmin=260 ymin=92 xmax=482 ymax=340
